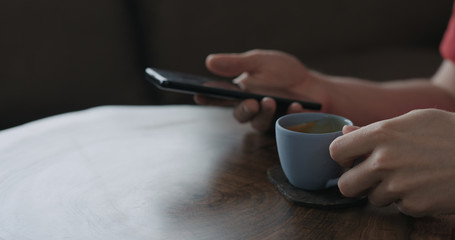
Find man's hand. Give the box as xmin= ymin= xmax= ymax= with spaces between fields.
xmin=330 ymin=109 xmax=455 ymax=217
xmin=194 ymin=49 xmax=323 ymax=132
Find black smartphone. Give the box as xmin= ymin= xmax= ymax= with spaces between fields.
xmin=145 ymin=67 xmax=322 ymax=110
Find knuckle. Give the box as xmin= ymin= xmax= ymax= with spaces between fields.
xmin=369 ymin=121 xmax=394 ymax=140
xmin=404 ymin=109 xmax=444 ymax=124
xmin=369 ymin=150 xmax=391 ymax=172
xmin=367 ymin=135 xmax=399 ymax=173
xmin=396 ymin=200 xmax=428 ymax=217
xmin=384 ymin=182 xmax=404 ymax=196
xmin=408 ymin=108 xmax=436 ymax=117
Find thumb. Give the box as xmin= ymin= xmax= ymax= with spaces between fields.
xmin=342 ymin=125 xmax=360 ymax=135
xmin=205 ymin=52 xmax=260 ymax=77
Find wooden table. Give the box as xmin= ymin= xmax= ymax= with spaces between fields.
xmin=0 ymin=105 xmax=454 ymax=239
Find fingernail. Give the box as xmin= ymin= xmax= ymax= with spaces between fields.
xmin=342 ymin=125 xmax=360 ymax=134
xmin=233 ymin=72 xmax=248 ymax=84
xmin=261 ymin=97 xmax=272 ymax=103
xmin=242 ymin=104 xmax=249 ymax=113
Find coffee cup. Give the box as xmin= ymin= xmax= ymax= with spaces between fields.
xmin=275 ymin=113 xmax=353 ymax=190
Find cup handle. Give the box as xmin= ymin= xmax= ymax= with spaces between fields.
xmin=325 ymin=158 xmax=363 ymax=189
xmin=325 ymin=177 xmax=339 ymax=189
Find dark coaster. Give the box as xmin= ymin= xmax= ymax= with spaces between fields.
xmin=267 ymin=165 xmax=366 ymax=209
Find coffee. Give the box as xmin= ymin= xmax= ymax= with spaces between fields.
xmin=286 ymin=118 xmax=345 ymax=134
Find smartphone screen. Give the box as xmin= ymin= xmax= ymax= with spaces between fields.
xmin=145 ymin=68 xmax=322 ymax=110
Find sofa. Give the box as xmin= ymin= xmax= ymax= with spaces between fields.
xmin=0 ymin=0 xmax=453 ymax=129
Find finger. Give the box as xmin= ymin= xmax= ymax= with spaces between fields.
xmin=287 ymin=102 xmax=304 ymax=114
xmin=250 ymin=97 xmax=277 ymax=132
xmin=366 ymin=180 xmax=400 ymax=207
xmin=206 ymin=52 xmax=261 ymax=77
xmin=233 ymin=99 xmax=260 ymax=123
xmin=329 ymin=126 xmax=378 ymax=168
xmin=394 ymin=201 xmax=428 ymax=218
xmin=337 ymin=156 xmax=382 ymax=198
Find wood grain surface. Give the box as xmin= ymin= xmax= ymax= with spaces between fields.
xmin=0 ymin=105 xmax=454 ymax=240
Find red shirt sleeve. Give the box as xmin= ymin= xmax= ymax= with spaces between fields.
xmin=440 ymin=4 xmax=455 ymax=62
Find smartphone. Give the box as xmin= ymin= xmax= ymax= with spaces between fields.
xmin=145 ymin=67 xmax=322 ymax=110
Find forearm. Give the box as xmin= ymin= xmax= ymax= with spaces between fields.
xmin=317 ymin=75 xmax=455 ymax=126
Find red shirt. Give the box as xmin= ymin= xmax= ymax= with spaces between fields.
xmin=440 ymin=4 xmax=455 ymax=62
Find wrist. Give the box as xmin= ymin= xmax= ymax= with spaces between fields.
xmin=290 ymin=70 xmax=333 ymax=112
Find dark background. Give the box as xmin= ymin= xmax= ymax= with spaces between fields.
xmin=0 ymin=0 xmax=452 ymax=129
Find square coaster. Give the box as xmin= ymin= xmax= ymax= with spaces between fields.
xmin=267 ymin=165 xmax=366 ymax=209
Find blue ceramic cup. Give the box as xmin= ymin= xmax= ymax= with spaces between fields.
xmin=275 ymin=113 xmax=353 ymax=190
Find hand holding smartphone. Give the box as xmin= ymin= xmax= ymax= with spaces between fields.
xmin=145 ymin=68 xmax=322 ymax=110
